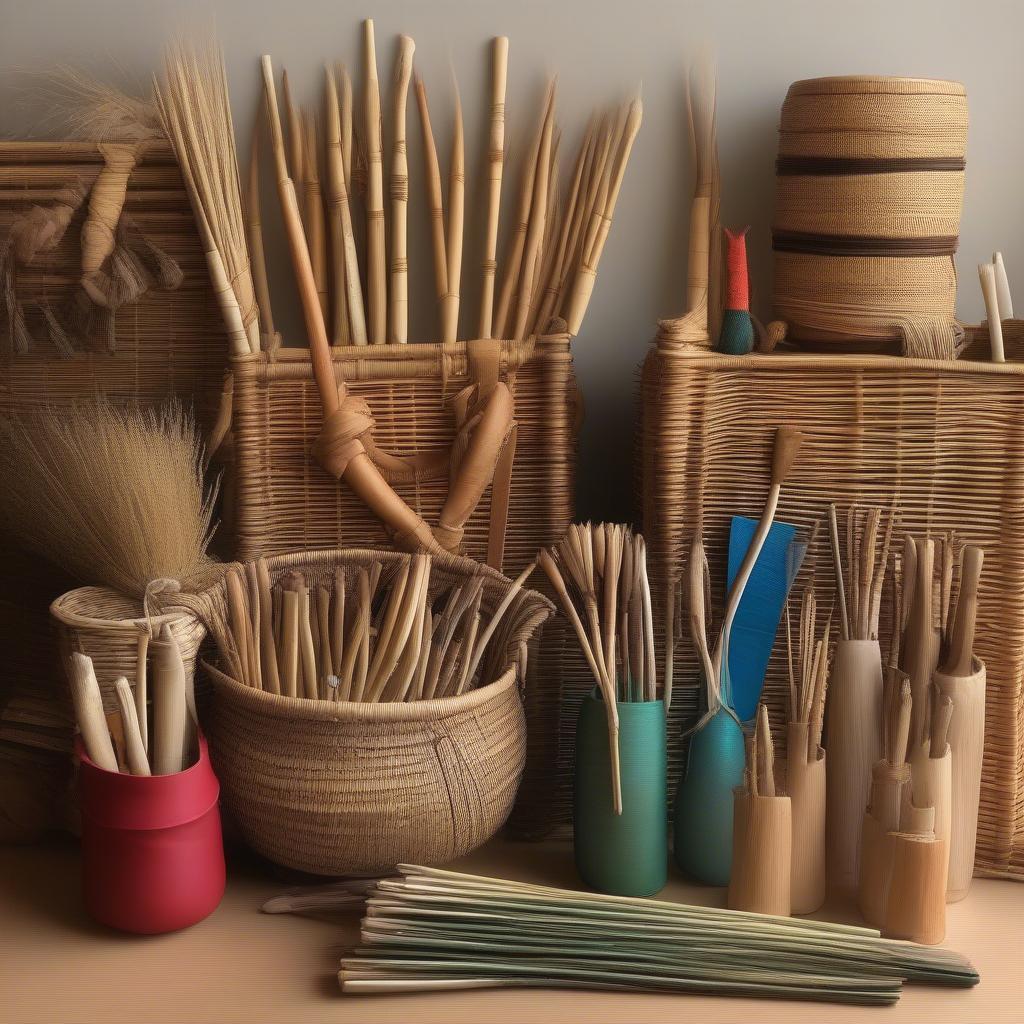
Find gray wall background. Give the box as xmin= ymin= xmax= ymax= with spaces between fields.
xmin=4 ymin=0 xmax=1022 ymax=521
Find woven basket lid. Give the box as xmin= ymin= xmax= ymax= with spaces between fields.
xmin=785 ymin=76 xmax=966 ymax=98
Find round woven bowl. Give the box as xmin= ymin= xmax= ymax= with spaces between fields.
xmin=50 ymin=587 xmax=206 ymax=712
xmin=192 ymin=548 xmax=552 ymax=876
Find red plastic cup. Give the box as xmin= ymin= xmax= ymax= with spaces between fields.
xmin=76 ymin=734 xmax=226 ymax=934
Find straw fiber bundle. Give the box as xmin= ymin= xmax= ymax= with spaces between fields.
xmin=0 ymin=141 xmax=232 ymax=840
xmin=639 ymin=336 xmax=1024 ymax=880
xmin=187 ymin=549 xmax=553 ymax=875
xmin=772 ymin=77 xmax=968 ymax=357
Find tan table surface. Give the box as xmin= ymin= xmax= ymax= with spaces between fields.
xmin=1 ymin=835 xmax=1019 ymax=1023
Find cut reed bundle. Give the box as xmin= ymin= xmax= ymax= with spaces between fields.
xmin=154 ymin=39 xmax=261 ymax=357
xmin=258 ymin=22 xmax=640 ymax=348
xmin=538 ymin=524 xmax=657 ymax=813
xmin=0 ymin=402 xmax=217 ymax=598
xmin=339 ymin=864 xmax=979 ymax=1003
xmin=199 ymin=550 xmax=539 ymax=703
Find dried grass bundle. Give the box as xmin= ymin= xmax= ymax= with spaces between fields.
xmin=0 ymin=402 xmax=217 ymax=597
xmin=154 ymin=38 xmax=260 ymax=356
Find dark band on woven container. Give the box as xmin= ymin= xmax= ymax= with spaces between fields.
xmin=776 ymin=156 xmax=966 ymax=176
xmin=772 ymin=231 xmax=959 ymax=258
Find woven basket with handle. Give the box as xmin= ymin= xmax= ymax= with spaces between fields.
xmin=228 ymin=335 xmax=586 ymax=838
xmin=639 ymin=325 xmax=1024 ymax=882
xmin=186 ymin=548 xmax=554 ymax=876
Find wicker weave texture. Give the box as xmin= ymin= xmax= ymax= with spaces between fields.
xmin=191 ymin=549 xmax=552 ymax=875
xmin=229 ymin=338 xmax=586 ymax=839
xmin=0 ymin=142 xmax=231 ymax=841
xmin=640 ymin=343 xmax=1024 ymax=881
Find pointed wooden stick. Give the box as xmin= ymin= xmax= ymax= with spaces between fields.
xmin=414 ymin=76 xmax=447 ymax=329
xmin=363 ymin=20 xmax=387 ymax=344
xmin=494 ymin=80 xmax=554 ymax=338
xmin=256 ymin=558 xmax=280 ymax=694
xmin=302 ymin=110 xmax=328 ymax=321
xmin=282 ymin=69 xmax=304 ymax=184
xmin=280 ymin=587 xmax=300 ymax=698
xmin=67 ymin=653 xmax=119 ymax=773
xmin=441 ymin=76 xmax=465 ymax=343
xmin=248 ymin=103 xmax=275 ymax=347
xmin=115 ymin=676 xmax=151 ymax=776
xmin=756 ymin=703 xmax=775 ymax=797
xmin=479 ymin=36 xmax=508 ymax=339
xmin=389 ymin=35 xmax=415 ymax=343
xmin=324 ymin=67 xmax=350 ymax=344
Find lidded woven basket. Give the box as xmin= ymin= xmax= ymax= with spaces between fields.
xmin=772 ymin=76 xmax=968 ymax=356
xmin=189 ymin=549 xmax=553 ymax=876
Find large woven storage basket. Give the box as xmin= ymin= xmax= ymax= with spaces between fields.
xmin=229 ymin=338 xmax=585 ymax=838
xmin=772 ymin=77 xmax=968 ymax=356
xmin=188 ymin=549 xmax=553 ymax=875
xmin=639 ymin=333 xmax=1024 ymax=881
xmin=0 ymin=141 xmax=230 ymax=842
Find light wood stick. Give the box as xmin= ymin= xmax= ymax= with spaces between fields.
xmin=554 ymin=120 xmax=601 ymax=317
xmin=441 ymin=76 xmax=465 ymax=343
xmin=67 ymin=653 xmax=118 ymax=773
xmin=225 ymin=568 xmax=253 ymax=688
xmin=942 ymin=545 xmax=983 ymax=677
xmin=303 ymin=111 xmax=328 ymax=321
xmin=363 ymin=20 xmax=387 ymax=344
xmin=859 ymin=507 xmax=880 ymax=641
xmin=993 ymin=250 xmax=1013 ymax=318
xmin=493 ymin=80 xmax=554 ymax=338
xmin=115 ymin=676 xmax=151 ymax=776
xmin=331 ymin=567 xmax=346 ymax=677
xmin=979 ymin=262 xmax=1005 ymax=363
xmin=280 ymin=588 xmax=300 ymax=698
xmin=638 ymin=537 xmax=657 ymax=701
xmin=341 ymin=66 xmax=353 ymax=193
xmin=412 ymin=609 xmax=432 ymax=701
xmin=893 ymin=679 xmax=913 ymax=767
xmin=827 ymin=503 xmax=849 ymax=641
xmin=340 ymin=568 xmax=370 ymax=701
xmin=478 ymin=36 xmax=508 ymax=338
xmin=248 ymin=102 xmax=275 ymax=346
xmin=513 ymin=90 xmax=555 ymax=340
xmin=246 ymin=561 xmax=263 ymax=689
xmin=256 ymin=558 xmax=280 ymax=694
xmin=364 ymin=559 xmax=414 ymax=699
xmin=389 ymin=36 xmax=415 ymax=343
xmin=134 ymin=626 xmax=150 ymax=754
xmin=757 ymin=703 xmax=775 ymax=797
xmin=414 ymin=76 xmax=447 ymax=326
xmin=325 ymin=66 xmax=350 ymax=345
xmin=282 ymin=69 xmax=304 ymax=184
xmin=298 ymin=588 xmax=319 ymax=699
xmin=152 ymin=624 xmax=188 ymax=775
xmin=464 ymin=561 xmax=536 ymax=686
xmin=930 ymin=694 xmax=954 ymax=758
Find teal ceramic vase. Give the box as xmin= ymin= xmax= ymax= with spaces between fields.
xmin=574 ymin=689 xmax=667 ymax=896
xmin=673 ymin=705 xmax=746 ymax=885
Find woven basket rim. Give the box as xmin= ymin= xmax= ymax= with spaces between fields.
xmin=203 ymin=658 xmax=519 ymax=721
xmin=49 ymin=585 xmax=195 ymax=631
xmin=785 ymin=76 xmax=966 ymax=98
xmin=649 ymin=347 xmax=1024 ymax=377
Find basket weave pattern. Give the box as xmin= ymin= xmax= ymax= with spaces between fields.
xmin=641 ymin=340 xmax=1024 ymax=881
xmin=190 ymin=549 xmax=553 ymax=875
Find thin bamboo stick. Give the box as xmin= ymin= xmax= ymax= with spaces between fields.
xmin=441 ymin=76 xmax=465 ymax=343
xmin=324 ymin=67 xmax=350 ymax=345
xmin=303 ymin=111 xmax=328 ymax=320
xmin=248 ymin=103 xmax=275 ymax=347
xmin=478 ymin=36 xmax=508 ymax=339
xmin=364 ymin=20 xmax=387 ymax=344
xmin=414 ymin=76 xmax=447 ymax=328
xmin=389 ymin=36 xmax=415 ymax=343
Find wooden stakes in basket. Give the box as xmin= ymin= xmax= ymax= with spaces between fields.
xmin=389 ymin=36 xmax=415 ymax=343
xmin=211 ymin=556 xmax=534 ymax=705
xmin=363 ymin=19 xmax=387 ymax=344
xmin=479 ymin=36 xmax=509 ymax=338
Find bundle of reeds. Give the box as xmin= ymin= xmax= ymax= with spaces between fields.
xmin=259 ymin=22 xmax=641 ymax=349
xmin=786 ymin=585 xmax=832 ymax=758
xmin=537 ymin=524 xmax=657 ymax=812
xmin=338 ymin=864 xmax=979 ymax=1003
xmin=212 ymin=552 xmax=534 ymax=702
xmin=0 ymin=402 xmax=217 ymax=598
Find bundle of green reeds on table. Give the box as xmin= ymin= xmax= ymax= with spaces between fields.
xmin=337 ymin=865 xmax=979 ymax=1004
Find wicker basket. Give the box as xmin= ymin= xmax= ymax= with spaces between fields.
xmin=50 ymin=586 xmax=207 ymax=714
xmin=772 ymin=77 xmax=968 ymax=356
xmin=639 ymin=329 xmax=1024 ymax=881
xmin=0 ymin=141 xmax=231 ymax=840
xmin=187 ymin=549 xmax=553 ymax=876
xmin=228 ymin=337 xmax=585 ymax=838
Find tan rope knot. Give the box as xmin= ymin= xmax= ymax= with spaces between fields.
xmin=311 ymin=397 xmax=374 ymax=479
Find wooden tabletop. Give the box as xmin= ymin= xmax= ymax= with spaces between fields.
xmin=1 ymin=836 xmax=1018 ymax=1023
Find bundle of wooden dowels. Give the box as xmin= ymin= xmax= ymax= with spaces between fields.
xmin=218 ymin=555 xmax=534 ymax=703
xmin=538 ymin=523 xmax=657 ymax=812
xmin=828 ymin=502 xmax=897 ymax=643
xmin=255 ymin=22 xmax=642 ymax=349
xmin=65 ymin=633 xmax=195 ymax=778
xmin=977 ymin=251 xmax=1013 ymax=363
